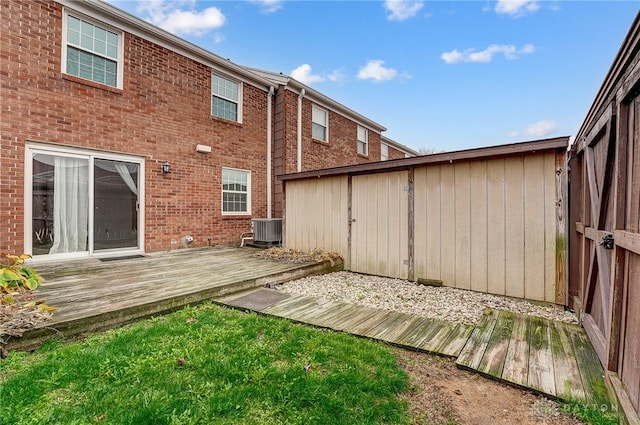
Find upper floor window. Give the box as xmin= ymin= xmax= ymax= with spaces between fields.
xmin=222 ymin=168 xmax=251 ymax=214
xmin=312 ymin=105 xmax=328 ymax=142
xmin=357 ymin=126 xmax=368 ymax=155
xmin=63 ymin=13 xmax=122 ymax=88
xmin=212 ymin=74 xmax=241 ymax=122
xmin=381 ymin=143 xmax=389 ymax=161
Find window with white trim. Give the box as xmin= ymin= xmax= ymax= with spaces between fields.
xmin=222 ymin=168 xmax=251 ymax=214
xmin=63 ymin=13 xmax=122 ymax=88
xmin=212 ymin=74 xmax=241 ymax=122
xmin=312 ymin=105 xmax=328 ymax=142
xmin=381 ymin=143 xmax=389 ymax=161
xmin=357 ymin=126 xmax=368 ymax=155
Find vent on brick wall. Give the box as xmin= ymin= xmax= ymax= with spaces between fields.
xmin=252 ymin=218 xmax=282 ymax=247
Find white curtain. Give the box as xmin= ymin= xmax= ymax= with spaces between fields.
xmin=49 ymin=157 xmax=89 ymax=254
xmin=114 ymin=162 xmax=138 ymax=196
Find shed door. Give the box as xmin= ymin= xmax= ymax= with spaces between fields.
xmin=350 ymin=171 xmax=409 ymax=279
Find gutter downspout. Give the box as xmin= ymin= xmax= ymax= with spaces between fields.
xmin=266 ymin=86 xmax=275 ymax=219
xmin=297 ymin=88 xmax=305 ymax=172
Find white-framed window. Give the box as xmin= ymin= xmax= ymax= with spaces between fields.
xmin=312 ymin=105 xmax=328 ymax=142
xmin=357 ymin=126 xmax=368 ymax=155
xmin=62 ymin=11 xmax=123 ymax=88
xmin=381 ymin=143 xmax=389 ymax=161
xmin=212 ymin=74 xmax=241 ymax=122
xmin=222 ymin=168 xmax=251 ymax=214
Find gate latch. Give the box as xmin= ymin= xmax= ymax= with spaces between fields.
xmin=600 ymin=234 xmax=614 ymax=250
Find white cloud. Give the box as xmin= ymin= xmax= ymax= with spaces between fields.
xmin=495 ymin=0 xmax=540 ymax=17
xmin=290 ymin=64 xmax=346 ymax=85
xmin=248 ymin=0 xmax=284 ymax=14
xmin=213 ymin=32 xmax=225 ymax=44
xmin=357 ymin=60 xmax=398 ymax=82
xmin=384 ymin=0 xmax=424 ymax=21
xmin=136 ymin=0 xmax=225 ymax=36
xmin=327 ymin=69 xmax=346 ymax=83
xmin=508 ymin=120 xmax=558 ymax=138
xmin=291 ymin=64 xmax=325 ymax=85
xmin=441 ymin=44 xmax=535 ymax=64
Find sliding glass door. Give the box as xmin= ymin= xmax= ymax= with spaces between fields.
xmin=28 ymin=145 xmax=143 ymax=258
xmin=93 ymin=159 xmax=139 ymax=251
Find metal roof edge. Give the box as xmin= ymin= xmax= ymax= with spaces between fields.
xmin=278 ymin=136 xmax=570 ymax=181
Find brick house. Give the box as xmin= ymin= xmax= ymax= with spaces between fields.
xmin=0 ymin=0 xmax=415 ymax=261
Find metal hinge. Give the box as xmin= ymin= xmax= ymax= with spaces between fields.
xmin=402 ymin=185 xmax=411 ymax=192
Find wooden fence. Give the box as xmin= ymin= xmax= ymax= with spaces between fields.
xmin=281 ymin=138 xmax=568 ymax=304
xmin=568 ymin=12 xmax=640 ymax=422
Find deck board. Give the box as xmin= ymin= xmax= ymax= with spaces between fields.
xmin=527 ymin=315 xmax=556 ymax=396
xmin=457 ymin=309 xmax=500 ymax=370
xmin=477 ymin=310 xmax=514 ymax=378
xmin=569 ymin=323 xmax=610 ymax=406
xmin=551 ymin=321 xmax=586 ymax=401
xmin=502 ymin=313 xmax=530 ymax=385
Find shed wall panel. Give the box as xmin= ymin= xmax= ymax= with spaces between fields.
xmin=454 ymin=162 xmax=472 ymax=290
xmin=487 ymin=158 xmax=506 ymax=296
xmin=425 ymin=166 xmax=442 ymax=281
xmin=505 ymin=156 xmax=526 ymax=299
xmin=440 ymin=165 xmax=456 ymax=287
xmin=351 ymin=172 xmax=409 ymax=279
xmin=470 ymin=161 xmax=488 ymax=293
xmin=524 ymin=153 xmax=546 ymax=301
xmin=283 ymin=175 xmax=348 ymax=255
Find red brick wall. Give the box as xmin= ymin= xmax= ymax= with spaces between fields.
xmin=1 ymin=0 xmax=268 ymax=254
xmin=274 ymin=89 xmax=383 ymax=176
xmin=387 ymin=145 xmax=408 ymax=160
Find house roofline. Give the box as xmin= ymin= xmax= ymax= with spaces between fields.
xmin=381 ymin=135 xmax=419 ymax=157
xmin=248 ymin=68 xmax=387 ymax=133
xmin=60 ymin=0 xmax=274 ymax=91
xmin=278 ymin=136 xmax=570 ymax=181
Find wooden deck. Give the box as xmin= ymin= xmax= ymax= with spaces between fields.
xmin=220 ymin=288 xmax=609 ymax=405
xmin=6 ymin=247 xmax=342 ymax=351
xmin=456 ymin=308 xmax=609 ymax=406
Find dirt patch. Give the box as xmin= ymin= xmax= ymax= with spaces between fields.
xmin=396 ymin=348 xmax=584 ymax=425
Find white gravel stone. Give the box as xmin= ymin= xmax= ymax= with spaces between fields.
xmin=276 ymin=271 xmax=578 ymax=326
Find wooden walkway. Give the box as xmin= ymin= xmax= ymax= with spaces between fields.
xmin=219 ymin=288 xmax=609 ymax=406
xmin=6 ymin=247 xmax=341 ymax=351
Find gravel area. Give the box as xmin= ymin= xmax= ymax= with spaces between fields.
xmin=277 ymin=271 xmax=578 ymax=327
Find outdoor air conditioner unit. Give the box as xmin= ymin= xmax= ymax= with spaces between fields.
xmin=252 ymin=218 xmax=282 ymax=247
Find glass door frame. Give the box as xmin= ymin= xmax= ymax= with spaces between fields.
xmin=24 ymin=142 xmax=145 ymax=260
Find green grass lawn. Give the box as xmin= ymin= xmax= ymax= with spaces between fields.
xmin=0 ymin=303 xmax=411 ymax=425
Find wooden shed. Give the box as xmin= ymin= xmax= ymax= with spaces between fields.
xmin=568 ymin=12 xmax=640 ymax=423
xmin=280 ymin=137 xmax=569 ymax=304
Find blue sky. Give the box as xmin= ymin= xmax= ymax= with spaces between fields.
xmin=109 ymin=0 xmax=639 ymax=152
